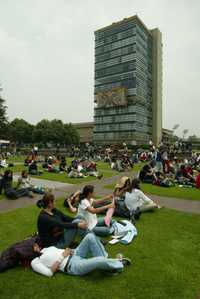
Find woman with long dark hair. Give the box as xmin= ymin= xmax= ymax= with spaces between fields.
xmin=76 ymin=185 xmax=115 ymax=237
xmin=124 ymin=178 xmax=159 ymax=214
xmin=37 ymin=193 xmax=87 ymax=248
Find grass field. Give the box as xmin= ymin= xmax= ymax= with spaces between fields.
xmin=0 ymin=200 xmax=200 ymax=299
xmin=1 ymin=160 xmax=118 ymax=185
xmin=105 ymin=182 xmax=200 ymax=201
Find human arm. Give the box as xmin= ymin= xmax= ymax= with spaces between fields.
xmin=67 ymin=197 xmax=77 ymax=213
xmin=42 ymin=212 xmax=78 ymax=230
xmin=86 ymin=198 xmax=115 ymax=214
xmin=93 ymin=194 xmax=113 ymax=204
xmin=16 ymin=178 xmax=22 ymax=189
xmin=138 ymin=190 xmax=155 ymax=205
xmin=31 ymin=258 xmax=54 ymax=277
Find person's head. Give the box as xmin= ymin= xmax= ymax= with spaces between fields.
xmin=21 ymin=170 xmax=28 ymax=178
xmin=115 ymin=176 xmax=131 ymax=192
xmin=80 ymin=185 xmax=94 ymax=200
xmin=37 ymin=192 xmax=55 ymax=210
xmin=69 ymin=190 xmax=81 ymax=204
xmin=4 ymin=169 xmax=13 ymax=179
xmin=131 ymin=178 xmax=141 ymax=190
xmin=115 ymin=176 xmax=131 ymax=189
xmin=33 ymin=243 xmax=42 ymax=254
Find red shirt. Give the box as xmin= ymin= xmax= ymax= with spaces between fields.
xmin=196 ymin=174 xmax=200 ymax=188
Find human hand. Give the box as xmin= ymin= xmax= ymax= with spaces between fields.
xmin=62 ymin=248 xmax=74 ymax=257
xmin=78 ymin=221 xmax=88 ymax=230
xmin=67 ymin=197 xmax=72 ymax=203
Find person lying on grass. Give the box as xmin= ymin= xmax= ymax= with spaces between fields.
xmin=31 ymin=233 xmax=131 ymax=277
xmin=36 ymin=193 xmax=88 ymax=249
xmin=75 ymin=185 xmax=116 ymax=237
xmin=0 ymin=235 xmax=42 ymax=272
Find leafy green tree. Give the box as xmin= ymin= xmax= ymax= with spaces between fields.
xmin=32 ymin=119 xmax=52 ymax=145
xmin=50 ymin=119 xmax=65 ymax=145
xmin=0 ymin=85 xmax=8 ymax=137
xmin=33 ymin=119 xmax=79 ymax=146
xmin=64 ymin=123 xmax=80 ymax=145
xmin=8 ymin=118 xmax=34 ymax=144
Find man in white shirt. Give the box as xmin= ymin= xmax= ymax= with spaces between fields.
xmin=31 ymin=233 xmax=130 ymax=276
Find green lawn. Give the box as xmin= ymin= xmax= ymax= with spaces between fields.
xmin=7 ymin=155 xmax=26 ymax=163
xmin=1 ymin=160 xmax=118 ymax=185
xmin=0 ymin=200 xmax=200 ymax=299
xmin=33 ymin=169 xmax=117 ymax=184
xmin=105 ymin=182 xmax=200 ymax=201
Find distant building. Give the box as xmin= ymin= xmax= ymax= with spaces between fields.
xmin=74 ymin=121 xmax=172 ymax=148
xmin=162 ymin=128 xmax=173 ymax=145
xmin=93 ymin=15 xmax=162 ymax=145
xmin=73 ymin=122 xmax=94 ymax=143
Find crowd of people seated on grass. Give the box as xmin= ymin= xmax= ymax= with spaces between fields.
xmin=65 ymin=177 xmax=160 ymax=223
xmin=0 ymin=169 xmax=162 ymax=276
xmin=0 ymin=169 xmax=45 ymax=199
xmin=67 ymin=159 xmax=103 ymax=179
xmin=138 ymin=150 xmax=200 ymax=189
xmin=0 ymin=191 xmax=138 ymax=276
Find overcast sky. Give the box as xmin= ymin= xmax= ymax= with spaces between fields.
xmin=0 ymin=0 xmax=199 ymax=137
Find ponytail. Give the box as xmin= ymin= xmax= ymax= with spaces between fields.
xmin=36 ymin=192 xmax=54 ymax=209
xmin=79 ymin=185 xmax=94 ymax=202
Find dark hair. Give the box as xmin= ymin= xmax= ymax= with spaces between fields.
xmin=37 ymin=192 xmax=54 ymax=209
xmin=131 ymin=178 xmax=141 ymax=190
xmin=21 ymin=170 xmax=27 ymax=177
xmin=4 ymin=170 xmax=13 ymax=179
xmin=80 ymin=185 xmax=94 ymax=201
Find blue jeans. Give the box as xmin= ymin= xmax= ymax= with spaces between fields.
xmin=92 ymin=217 xmax=115 ymax=237
xmin=56 ymin=219 xmax=89 ymax=249
xmin=66 ymin=233 xmax=123 ymax=276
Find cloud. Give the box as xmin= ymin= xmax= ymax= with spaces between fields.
xmin=0 ymin=0 xmax=199 ymax=136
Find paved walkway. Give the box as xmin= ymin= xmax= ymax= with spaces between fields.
xmin=0 ymin=171 xmax=200 ymax=215
xmin=13 ymin=175 xmax=73 ymax=191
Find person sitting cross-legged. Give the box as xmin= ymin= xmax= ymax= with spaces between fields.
xmin=31 ymin=233 xmax=131 ymax=277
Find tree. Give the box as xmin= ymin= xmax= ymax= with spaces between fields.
xmin=8 ymin=118 xmax=34 ymax=145
xmin=33 ymin=119 xmax=80 ymax=146
xmin=64 ymin=123 xmax=80 ymax=145
xmin=32 ymin=119 xmax=52 ymax=145
xmin=0 ymin=85 xmax=8 ymax=137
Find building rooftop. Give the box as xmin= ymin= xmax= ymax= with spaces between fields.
xmin=95 ymin=15 xmax=152 ymax=36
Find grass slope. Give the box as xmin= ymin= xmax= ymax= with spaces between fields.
xmin=0 ymin=201 xmax=200 ymax=299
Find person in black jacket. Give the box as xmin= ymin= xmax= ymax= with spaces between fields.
xmin=37 ymin=193 xmax=88 ymax=248
xmin=0 ymin=170 xmax=31 ymax=199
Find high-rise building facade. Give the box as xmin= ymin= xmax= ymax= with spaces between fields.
xmin=93 ymin=15 xmax=162 ymax=145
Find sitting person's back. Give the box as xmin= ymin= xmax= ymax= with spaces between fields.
xmin=195 ymin=171 xmax=200 ymax=188
xmin=139 ymin=164 xmax=151 ymax=181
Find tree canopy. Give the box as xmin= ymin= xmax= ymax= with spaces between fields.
xmin=8 ymin=118 xmax=80 ymax=146
xmin=0 ymin=85 xmax=8 ymax=137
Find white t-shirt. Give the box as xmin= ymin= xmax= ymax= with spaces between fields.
xmin=77 ymin=198 xmax=98 ymax=230
xmin=31 ymin=246 xmax=69 ymax=277
xmin=125 ymin=189 xmax=154 ymax=211
xmin=18 ymin=176 xmax=31 ymax=189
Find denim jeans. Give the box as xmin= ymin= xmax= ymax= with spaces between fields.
xmin=56 ymin=219 xmax=89 ymax=249
xmin=66 ymin=233 xmax=123 ymax=276
xmin=92 ymin=217 xmax=115 ymax=237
